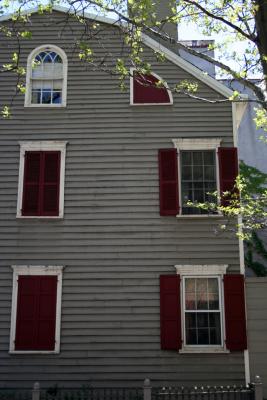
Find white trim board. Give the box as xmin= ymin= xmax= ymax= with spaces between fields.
xmin=24 ymin=44 xmax=68 ymax=108
xmin=0 ymin=5 xmax=248 ymax=100
xmin=129 ymin=67 xmax=173 ymax=106
xmin=16 ymin=141 xmax=68 ymax=219
xmin=9 ymin=265 xmax=64 ymax=354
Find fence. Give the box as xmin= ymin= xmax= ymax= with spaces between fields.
xmin=0 ymin=377 xmax=263 ymax=400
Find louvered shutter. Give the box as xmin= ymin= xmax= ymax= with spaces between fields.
xmin=158 ymin=149 xmax=179 ymax=216
xmin=42 ymin=152 xmax=60 ymax=216
xmin=15 ymin=276 xmax=57 ymax=351
xmin=22 ymin=152 xmax=41 ymax=216
xmin=160 ymin=275 xmax=182 ymax=350
xmin=224 ymin=274 xmax=247 ymax=351
xmin=218 ymin=147 xmax=238 ymax=206
xmin=133 ymin=72 xmax=170 ymax=104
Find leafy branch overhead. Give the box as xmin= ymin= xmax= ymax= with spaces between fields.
xmin=0 ymin=0 xmax=266 ymax=128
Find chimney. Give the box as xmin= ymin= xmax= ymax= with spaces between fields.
xmin=128 ymin=0 xmax=178 ymax=45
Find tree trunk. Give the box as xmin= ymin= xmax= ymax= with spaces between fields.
xmin=254 ymin=0 xmax=267 ymax=96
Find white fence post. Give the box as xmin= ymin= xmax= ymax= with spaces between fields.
xmin=32 ymin=382 xmax=40 ymax=400
xmin=253 ymin=376 xmax=263 ymax=400
xmin=143 ymin=378 xmax=152 ymax=400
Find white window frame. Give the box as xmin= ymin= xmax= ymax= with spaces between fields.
xmin=16 ymin=141 xmax=68 ymax=219
xmin=172 ymin=138 xmax=222 ymax=217
xmin=25 ymin=44 xmax=68 ymax=107
xmin=9 ymin=265 xmax=64 ymax=354
xmin=175 ymin=264 xmax=229 ymax=353
xmin=130 ymin=68 xmax=173 ymax=106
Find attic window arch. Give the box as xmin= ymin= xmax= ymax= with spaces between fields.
xmin=25 ymin=44 xmax=68 ymax=107
xmin=130 ymin=69 xmax=173 ymax=105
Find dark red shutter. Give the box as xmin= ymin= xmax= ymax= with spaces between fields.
xmin=22 ymin=151 xmax=60 ymax=216
xmin=133 ymin=72 xmax=171 ymax=104
xmin=158 ymin=149 xmax=179 ymax=216
xmin=224 ymin=274 xmax=247 ymax=351
xmin=22 ymin=152 xmax=41 ymax=216
xmin=218 ymin=147 xmax=238 ymax=206
xmin=15 ymin=276 xmax=57 ymax=351
xmin=42 ymin=152 xmax=60 ymax=216
xmin=160 ymin=275 xmax=182 ymax=350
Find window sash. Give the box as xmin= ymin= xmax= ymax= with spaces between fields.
xmin=180 ymin=150 xmax=217 ymax=214
xmin=182 ymin=276 xmax=224 ymax=347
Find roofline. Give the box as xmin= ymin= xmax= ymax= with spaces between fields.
xmin=0 ymin=5 xmax=248 ymax=100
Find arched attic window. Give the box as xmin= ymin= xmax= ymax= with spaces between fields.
xmin=130 ymin=69 xmax=173 ymax=105
xmin=25 ymin=45 xmax=68 ymax=107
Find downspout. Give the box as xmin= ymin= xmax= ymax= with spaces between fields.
xmin=232 ymin=101 xmax=250 ymax=385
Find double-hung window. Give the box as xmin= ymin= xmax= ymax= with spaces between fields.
xmin=25 ymin=45 xmax=67 ymax=107
xmin=180 ymin=150 xmax=217 ymax=215
xmin=158 ymin=139 xmax=238 ymax=216
xmin=183 ymin=276 xmax=222 ymax=346
xmin=160 ymin=266 xmax=247 ymax=353
xmin=17 ymin=141 xmax=67 ymax=218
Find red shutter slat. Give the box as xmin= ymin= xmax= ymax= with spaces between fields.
xmin=15 ymin=276 xmax=38 ymax=350
xmin=42 ymin=152 xmax=60 ymax=215
xmin=158 ymin=149 xmax=179 ymax=216
xmin=160 ymin=275 xmax=181 ymax=350
xmin=15 ymin=276 xmax=57 ymax=351
xmin=36 ymin=276 xmax=57 ymax=350
xmin=224 ymin=274 xmax=247 ymax=351
xmin=22 ymin=152 xmax=41 ymax=216
xmin=218 ymin=147 xmax=238 ymax=206
xmin=133 ymin=72 xmax=170 ymax=104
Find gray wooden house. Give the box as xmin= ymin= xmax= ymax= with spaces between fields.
xmin=0 ymin=4 xmax=249 ymax=389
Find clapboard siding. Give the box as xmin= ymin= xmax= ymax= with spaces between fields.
xmin=0 ymin=10 xmax=245 ymax=388
xmin=246 ymin=278 xmax=267 ymax=398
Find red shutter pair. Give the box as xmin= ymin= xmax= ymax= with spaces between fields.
xmin=158 ymin=147 xmax=238 ymax=215
xmin=15 ymin=276 xmax=57 ymax=351
xmin=22 ymin=151 xmax=60 ymax=216
xmin=160 ymin=274 xmax=247 ymax=351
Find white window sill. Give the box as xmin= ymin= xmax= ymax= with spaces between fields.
xmin=176 ymin=214 xmax=224 ymax=219
xmin=179 ymin=347 xmax=229 ymax=354
xmin=129 ymin=102 xmax=173 ymax=106
xmin=9 ymin=350 xmax=59 ymax=354
xmin=25 ymin=104 xmax=66 ymax=108
xmin=16 ymin=215 xmax=63 ymax=220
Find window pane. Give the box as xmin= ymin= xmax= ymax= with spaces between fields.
xmin=204 ymin=166 xmax=215 ymax=180
xmin=42 ymin=90 xmax=52 ymax=104
xmin=192 ymin=152 xmax=203 ymax=165
xmin=32 ymin=90 xmax=41 ymax=104
xmin=193 ymin=166 xmax=203 ymax=181
xmin=208 ymin=279 xmax=219 ymax=309
xmin=52 ymin=92 xmax=62 ymax=104
xmin=196 ymin=313 xmax=208 ymax=328
xmin=203 ymin=151 xmax=215 ymax=165
xmin=185 ymin=313 xmax=196 ymax=328
xmin=198 ymin=328 xmax=209 ymax=345
xmin=181 ymin=152 xmax=191 ymax=164
xmin=186 ymin=329 xmax=197 ymax=345
xmin=182 ymin=166 xmax=192 ymax=180
xmin=185 ymin=278 xmax=195 ymax=293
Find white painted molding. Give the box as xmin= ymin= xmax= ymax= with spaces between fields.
xmin=9 ymin=265 xmax=64 ymax=354
xmin=129 ymin=67 xmax=173 ymax=106
xmin=175 ymin=264 xmax=228 ymax=275
xmin=24 ymin=44 xmax=68 ymax=107
xmin=172 ymin=137 xmax=221 ymax=215
xmin=172 ymin=138 xmax=222 ymax=150
xmin=16 ymin=141 xmax=68 ymax=219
